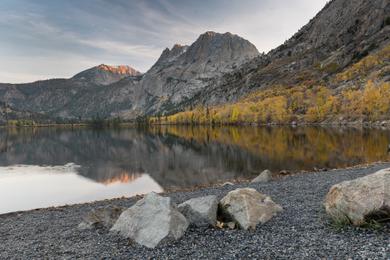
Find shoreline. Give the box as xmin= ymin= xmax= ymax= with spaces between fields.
xmin=1 ymin=161 xmax=387 ymax=217
xmin=2 ymin=120 xmax=390 ymax=129
xmin=1 ymin=163 xmax=389 ymax=258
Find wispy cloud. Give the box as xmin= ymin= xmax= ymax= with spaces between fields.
xmin=0 ymin=0 xmax=328 ymax=83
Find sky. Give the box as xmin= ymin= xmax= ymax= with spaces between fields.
xmin=0 ymin=0 xmax=329 ymax=83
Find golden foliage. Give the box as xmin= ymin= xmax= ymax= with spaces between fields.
xmin=153 ymin=81 xmax=390 ymax=125
xmin=151 ymin=44 xmax=390 ymax=126
xmin=335 ymin=44 xmax=390 ymax=82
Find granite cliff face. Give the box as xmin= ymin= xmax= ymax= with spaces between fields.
xmin=131 ymin=32 xmax=259 ymax=116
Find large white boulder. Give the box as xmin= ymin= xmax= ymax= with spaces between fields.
xmin=178 ymin=195 xmax=219 ymax=227
xmin=110 ymin=192 xmax=189 ymax=248
xmin=324 ymin=168 xmax=390 ymax=225
xmin=219 ymin=188 xmax=283 ymax=230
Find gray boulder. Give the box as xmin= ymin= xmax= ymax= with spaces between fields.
xmin=78 ymin=205 xmax=125 ymax=230
xmin=251 ymin=170 xmax=273 ymax=183
xmin=110 ymin=192 xmax=189 ymax=248
xmin=219 ymin=188 xmax=283 ymax=230
xmin=178 ymin=195 xmax=219 ymax=227
xmin=324 ymin=168 xmax=390 ymax=226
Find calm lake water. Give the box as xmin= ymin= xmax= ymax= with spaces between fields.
xmin=1 ymin=126 xmax=390 ymax=214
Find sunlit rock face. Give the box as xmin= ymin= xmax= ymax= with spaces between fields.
xmin=72 ymin=64 xmax=142 ymax=85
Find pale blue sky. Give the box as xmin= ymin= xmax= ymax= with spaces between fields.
xmin=0 ymin=0 xmax=328 ymax=83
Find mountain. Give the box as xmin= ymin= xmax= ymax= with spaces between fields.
xmin=72 ymin=64 xmax=141 ymax=85
xmin=0 ymin=32 xmax=259 ymax=120
xmin=130 ymin=32 xmax=259 ymax=116
xmin=188 ymin=0 xmax=390 ymax=106
xmin=0 ymin=0 xmax=388 ymax=123
xmin=0 ymin=63 xmax=143 ymax=120
xmin=162 ymin=0 xmax=390 ymax=125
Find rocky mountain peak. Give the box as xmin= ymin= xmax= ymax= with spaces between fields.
xmin=96 ymin=64 xmax=141 ymax=76
xmin=73 ymin=64 xmax=141 ymax=85
xmin=183 ymin=31 xmax=259 ymax=65
xmin=154 ymin=44 xmax=189 ymax=67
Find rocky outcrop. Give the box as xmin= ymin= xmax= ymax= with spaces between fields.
xmin=110 ymin=193 xmax=189 ymax=248
xmin=78 ymin=205 xmax=125 ymax=230
xmin=324 ymin=168 xmax=390 ymax=226
xmin=251 ymin=170 xmax=273 ymax=183
xmin=219 ymin=188 xmax=283 ymax=230
xmin=178 ymin=195 xmax=219 ymax=227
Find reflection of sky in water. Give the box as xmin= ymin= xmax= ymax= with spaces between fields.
xmin=1 ymin=126 xmax=390 ymax=214
xmin=0 ymin=164 xmax=163 ymax=214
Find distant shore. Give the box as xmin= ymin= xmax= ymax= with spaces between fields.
xmin=2 ymin=119 xmax=390 ymax=129
xmin=1 ymin=163 xmax=389 ymax=259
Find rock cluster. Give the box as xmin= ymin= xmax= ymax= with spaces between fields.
xmin=79 ymin=167 xmax=390 ymax=249
xmin=80 ymin=188 xmax=282 ymax=248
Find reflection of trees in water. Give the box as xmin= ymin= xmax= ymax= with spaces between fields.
xmin=158 ymin=126 xmax=390 ymax=169
xmin=0 ymin=126 xmax=389 ymax=189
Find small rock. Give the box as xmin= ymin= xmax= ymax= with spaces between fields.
xmin=219 ymin=188 xmax=283 ymax=230
xmin=222 ymin=182 xmax=234 ymax=186
xmin=251 ymin=169 xmax=273 ymax=183
xmin=227 ymin=222 xmax=236 ymax=229
xmin=178 ymin=195 xmax=219 ymax=227
xmin=215 ymin=221 xmax=236 ymax=229
xmin=110 ymin=192 xmax=189 ymax=248
xmin=324 ymin=168 xmax=390 ymax=226
xmin=216 ymin=221 xmax=224 ymax=229
xmin=78 ymin=205 xmax=125 ymax=230
xmin=279 ymin=170 xmax=291 ymax=175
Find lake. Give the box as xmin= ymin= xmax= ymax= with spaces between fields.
xmin=0 ymin=126 xmax=389 ymax=214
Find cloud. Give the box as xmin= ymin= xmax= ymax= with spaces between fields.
xmin=0 ymin=0 xmax=329 ymax=83
xmin=76 ymin=39 xmax=162 ymax=59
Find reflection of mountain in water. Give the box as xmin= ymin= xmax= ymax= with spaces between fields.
xmin=0 ymin=127 xmax=390 ymax=189
xmin=100 ymin=172 xmax=142 ymax=185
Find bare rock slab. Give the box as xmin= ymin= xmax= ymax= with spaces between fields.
xmin=78 ymin=205 xmax=125 ymax=230
xmin=110 ymin=192 xmax=189 ymax=248
xmin=178 ymin=195 xmax=218 ymax=227
xmin=219 ymin=188 xmax=283 ymax=230
xmin=324 ymin=168 xmax=390 ymax=226
xmin=251 ymin=169 xmax=273 ymax=183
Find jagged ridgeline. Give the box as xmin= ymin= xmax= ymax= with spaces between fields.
xmin=0 ymin=32 xmax=259 ymax=122
xmin=0 ymin=0 xmax=389 ymax=124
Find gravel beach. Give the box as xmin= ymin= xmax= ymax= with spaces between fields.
xmin=1 ymin=164 xmax=389 ymax=259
